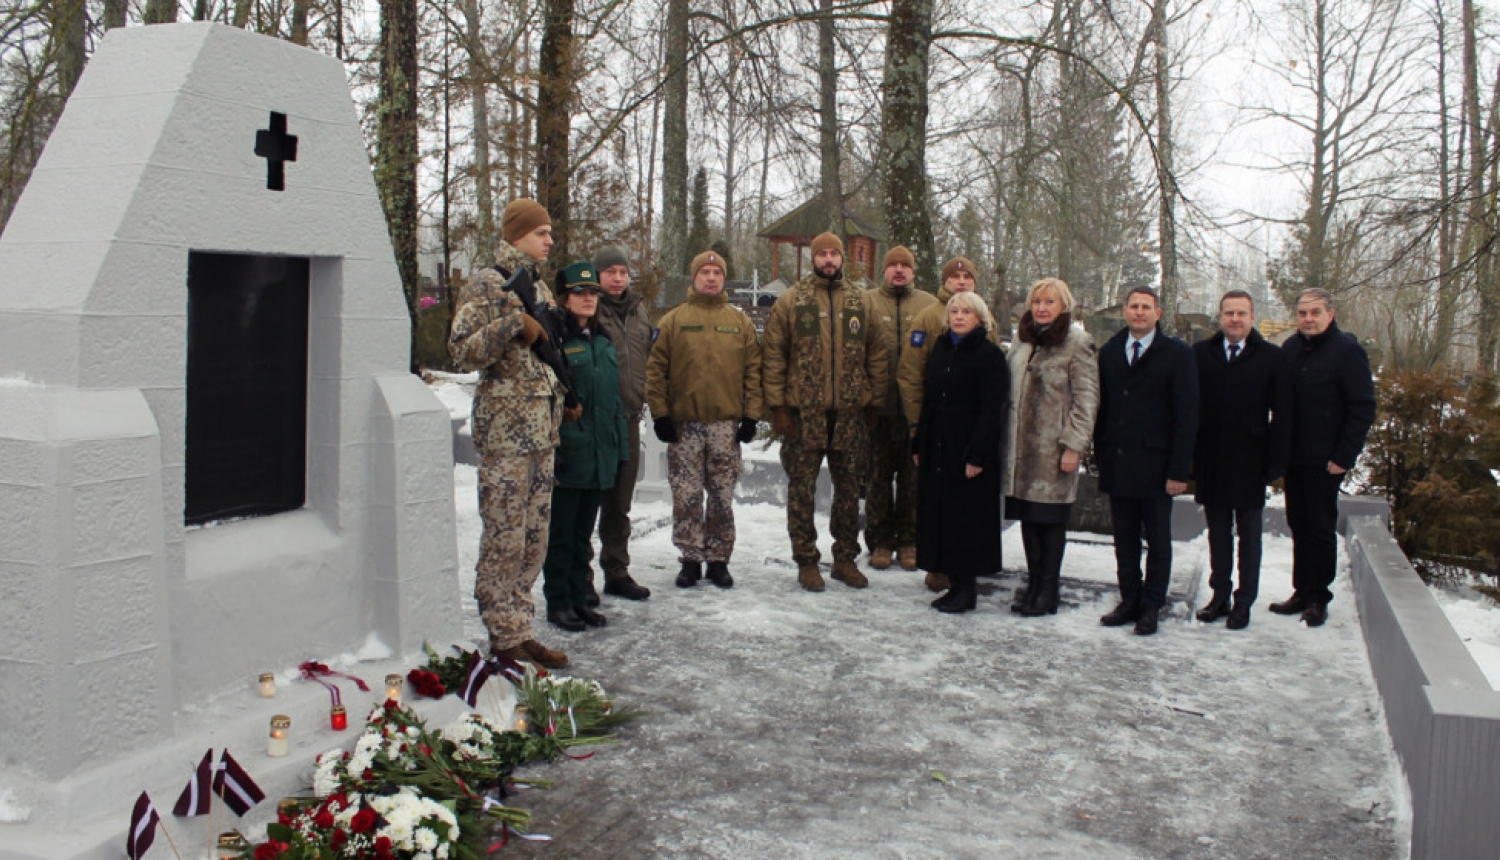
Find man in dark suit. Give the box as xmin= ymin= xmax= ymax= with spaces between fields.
xmin=1191 ymin=290 xmax=1291 ymax=631
xmin=1095 ymin=287 xmax=1199 ymax=635
xmin=1269 ymin=288 xmax=1375 ymax=627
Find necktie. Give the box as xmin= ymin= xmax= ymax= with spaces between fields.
xmin=1228 ymin=343 xmax=1240 ymax=362
xmin=1130 ymin=340 xmax=1142 ymax=366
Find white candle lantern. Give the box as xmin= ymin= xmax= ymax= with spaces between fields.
xmin=267 ymin=715 xmax=290 ymax=757
xmin=257 ymin=673 xmax=277 ymax=697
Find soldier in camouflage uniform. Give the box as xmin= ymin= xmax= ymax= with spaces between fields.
xmin=895 ymin=256 xmax=995 ymax=592
xmin=647 ymin=251 xmax=763 ymax=588
xmin=449 ymin=199 xmax=570 ymax=670
xmin=863 ymin=246 xmax=937 ymax=573
xmin=763 ymin=232 xmax=891 ymax=591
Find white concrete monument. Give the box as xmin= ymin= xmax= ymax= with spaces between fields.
xmin=0 ymin=22 xmax=461 ymax=853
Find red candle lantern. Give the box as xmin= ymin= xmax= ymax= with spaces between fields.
xmin=330 ymin=705 xmax=348 ymax=731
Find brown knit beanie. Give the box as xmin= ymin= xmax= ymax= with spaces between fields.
xmin=690 ymin=250 xmax=725 ymax=279
xmin=501 ymin=198 xmax=550 ymax=244
xmin=942 ymin=256 xmax=977 ymax=285
xmin=883 ymin=246 xmax=915 ymax=269
xmin=810 ymin=232 xmax=844 ymax=256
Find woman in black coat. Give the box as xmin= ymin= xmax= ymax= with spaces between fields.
xmin=914 ymin=291 xmax=1010 ymax=613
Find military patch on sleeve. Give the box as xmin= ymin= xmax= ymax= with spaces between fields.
xmin=651 ymin=327 xmax=660 ymax=341
xmin=715 ymin=325 xmax=741 ymax=334
xmin=911 ymin=331 xmax=926 ymax=347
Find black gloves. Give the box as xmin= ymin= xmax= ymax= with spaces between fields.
xmin=653 ymin=417 xmax=679 ymax=444
xmin=736 ymin=417 xmax=759 ymax=444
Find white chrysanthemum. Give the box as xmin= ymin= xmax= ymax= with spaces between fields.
xmin=414 ymin=827 xmax=438 ymax=851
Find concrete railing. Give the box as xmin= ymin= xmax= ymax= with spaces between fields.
xmin=1346 ymin=516 xmax=1500 ymax=860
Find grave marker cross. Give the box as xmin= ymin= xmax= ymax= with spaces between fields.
xmin=253 ymin=111 xmax=298 ymax=191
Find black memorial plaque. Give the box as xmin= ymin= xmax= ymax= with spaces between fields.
xmin=185 ymin=252 xmax=310 ymax=525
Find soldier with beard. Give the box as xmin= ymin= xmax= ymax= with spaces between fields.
xmin=763 ymin=232 xmax=891 ymax=592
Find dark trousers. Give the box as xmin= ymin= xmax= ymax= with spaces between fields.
xmin=1284 ymin=463 xmax=1342 ymax=605
xmin=1204 ymin=501 xmax=1264 ymax=605
xmin=543 ymin=486 xmax=603 ymax=611
xmin=592 ymin=417 xmax=641 ymax=583
xmin=1109 ymin=494 xmax=1174 ymax=608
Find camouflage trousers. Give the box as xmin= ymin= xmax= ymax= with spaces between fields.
xmin=865 ymin=414 xmax=918 ymax=551
xmin=781 ymin=413 xmax=867 ymax=565
xmin=669 ymin=420 xmax=742 ymax=563
xmin=475 ymin=450 xmax=554 ymax=651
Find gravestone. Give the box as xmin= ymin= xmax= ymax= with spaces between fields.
xmin=0 ymin=21 xmax=461 ymax=845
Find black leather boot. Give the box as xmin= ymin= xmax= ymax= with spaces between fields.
xmin=604 ymin=574 xmax=651 ymax=600
xmin=1100 ymin=596 xmax=1142 ymax=627
xmin=705 ymin=561 xmax=734 ymax=588
xmin=675 ymin=561 xmax=702 ymax=588
xmin=574 ymin=605 xmax=608 ymax=627
xmin=1020 ymin=524 xmax=1065 ymax=617
xmin=546 ymin=607 xmax=587 ymax=632
xmin=1012 ymin=523 xmax=1043 ymax=613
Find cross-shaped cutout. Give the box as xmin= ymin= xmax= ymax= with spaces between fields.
xmin=254 ymin=112 xmax=298 ymax=191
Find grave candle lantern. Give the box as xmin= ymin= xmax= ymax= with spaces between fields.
xmin=385 ymin=674 xmax=403 ymax=703
xmin=217 ymin=831 xmax=250 ymax=858
xmin=513 ymin=705 xmax=529 ymax=734
xmin=330 ymin=705 xmax=348 ymax=731
xmin=267 ymin=715 xmax=290 ymax=757
xmin=258 ymin=673 xmax=277 ymax=697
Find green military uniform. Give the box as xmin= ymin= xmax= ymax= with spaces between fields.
xmin=542 ymin=307 xmax=630 ymax=614
xmin=449 ymin=240 xmax=563 ymax=653
xmin=864 ymin=280 xmax=937 ymax=554
xmin=646 ymin=289 xmax=763 ymax=563
xmin=592 ymin=287 xmax=653 ymax=585
xmin=763 ymin=271 xmax=891 ymax=567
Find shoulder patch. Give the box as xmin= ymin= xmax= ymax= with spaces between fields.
xmin=651 ymin=327 xmax=660 ymax=341
xmin=911 ymin=331 xmax=926 ymax=347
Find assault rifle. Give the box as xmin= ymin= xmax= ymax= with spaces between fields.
xmin=493 ymin=265 xmax=579 ymax=411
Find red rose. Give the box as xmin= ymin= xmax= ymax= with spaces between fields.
xmin=362 ymin=768 xmax=375 ymax=782
xmin=254 ymin=841 xmax=287 ymax=860
xmin=374 ymin=836 xmax=394 ymax=860
xmin=330 ymin=828 xmax=347 ymax=849
xmin=351 ymin=807 xmax=378 ymax=834
xmin=313 ymin=807 xmax=335 ymax=829
xmin=406 ymin=669 xmax=446 ymax=699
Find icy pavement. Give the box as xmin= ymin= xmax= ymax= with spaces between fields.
xmin=453 ymin=465 xmax=1408 ymax=859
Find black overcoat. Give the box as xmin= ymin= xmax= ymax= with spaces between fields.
xmin=1282 ymin=320 xmax=1376 ymax=470
xmin=1191 ymin=329 xmax=1291 ymax=508
xmin=915 ymin=327 xmax=1008 ymax=577
xmin=1094 ymin=325 xmax=1199 ymax=498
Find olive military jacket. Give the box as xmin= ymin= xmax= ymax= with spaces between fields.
xmin=646 ymin=290 xmax=764 ymax=423
xmin=865 ymin=281 xmax=937 ymax=418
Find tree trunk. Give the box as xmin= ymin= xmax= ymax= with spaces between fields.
xmin=104 ymin=0 xmax=128 ymax=29
xmin=290 ymin=0 xmax=311 ymax=44
xmin=376 ymin=0 xmax=421 ymax=370
xmin=52 ymin=0 xmax=87 ymax=99
xmin=659 ymin=0 xmax=690 ymax=276
xmin=232 ymin=0 xmax=252 ymax=28
xmin=880 ymin=0 xmax=936 ymax=286
xmin=144 ymin=0 xmax=178 ymax=24
xmin=462 ymin=0 xmax=497 ymax=264
xmin=536 ymin=0 xmax=574 ymax=264
xmin=1152 ymin=0 xmax=1179 ymax=331
xmin=723 ymin=25 xmax=739 ymax=254
xmin=818 ymin=0 xmax=843 ymax=248
xmin=1431 ymin=0 xmax=1458 ymax=368
xmin=1465 ymin=0 xmax=1499 ymax=371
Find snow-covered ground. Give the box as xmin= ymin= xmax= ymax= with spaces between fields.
xmin=1429 ymin=583 xmax=1500 ymax=689
xmin=450 ymin=461 xmax=1411 ymax=858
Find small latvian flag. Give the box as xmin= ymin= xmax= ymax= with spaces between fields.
xmin=212 ymin=750 xmax=265 ymax=816
xmin=125 ymin=791 xmax=160 ymax=860
xmin=461 ymin=649 xmax=497 ymax=707
xmin=171 ymin=748 xmax=214 ymax=817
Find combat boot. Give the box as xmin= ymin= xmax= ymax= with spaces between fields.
xmin=869 ymin=548 xmax=894 ymax=570
xmin=924 ymin=572 xmax=950 ymax=592
xmin=897 ymin=546 xmax=918 ymax=570
xmin=675 ymin=561 xmax=702 ymax=588
xmin=518 ymin=639 xmax=569 ymax=669
xmin=797 ymin=564 xmax=825 ymax=592
xmin=706 ymin=561 xmax=734 ymax=588
xmin=830 ymin=560 xmax=869 ymax=588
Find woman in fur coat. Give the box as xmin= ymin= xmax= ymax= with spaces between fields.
xmin=1002 ymin=278 xmax=1100 ymax=616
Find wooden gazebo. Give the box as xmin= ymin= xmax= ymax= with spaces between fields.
xmin=758 ymin=196 xmax=885 ymax=282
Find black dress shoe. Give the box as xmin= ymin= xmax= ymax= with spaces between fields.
xmin=934 ymin=587 xmax=977 ymax=614
xmin=604 ymin=575 xmax=651 ymax=601
xmin=706 ymin=561 xmax=734 ymax=588
xmin=1268 ymin=592 xmax=1308 ymax=615
xmin=1195 ymin=592 xmax=1232 ymax=623
xmin=584 ymin=580 xmax=601 ymax=608
xmin=546 ymin=608 xmax=587 ymax=632
xmin=574 ymin=605 xmax=608 ymax=627
xmin=675 ymin=561 xmax=702 ymax=588
xmin=1300 ymin=602 xmax=1328 ymax=627
xmin=1133 ymin=607 xmax=1159 ymax=636
xmin=1227 ymin=601 xmax=1251 ymax=630
xmin=1100 ymin=598 xmax=1142 ymax=627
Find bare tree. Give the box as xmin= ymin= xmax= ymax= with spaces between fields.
xmin=880 ymin=0 xmax=937 ymax=284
